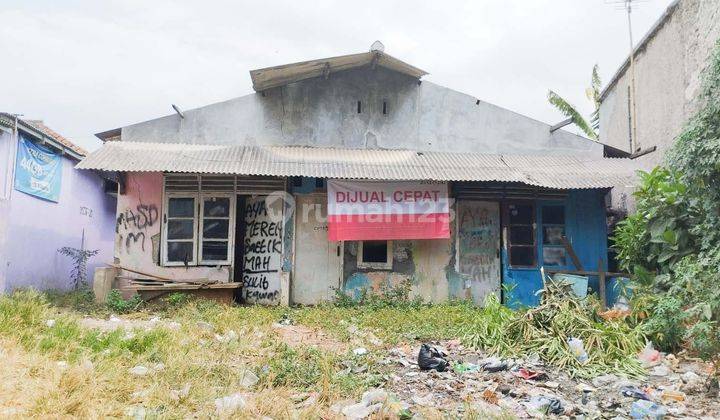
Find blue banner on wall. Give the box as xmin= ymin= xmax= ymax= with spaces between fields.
xmin=14 ymin=134 xmax=63 ymax=202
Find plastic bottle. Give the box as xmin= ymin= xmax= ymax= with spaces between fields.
xmin=568 ymin=337 xmax=589 ymax=364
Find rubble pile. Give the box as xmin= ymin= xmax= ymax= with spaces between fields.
xmin=375 ymin=341 xmax=720 ymax=418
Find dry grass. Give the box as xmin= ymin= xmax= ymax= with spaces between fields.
xmin=0 ymin=289 xmax=510 ymax=418
xmin=0 ymin=290 xmax=396 ymax=418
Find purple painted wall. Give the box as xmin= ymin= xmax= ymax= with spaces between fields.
xmin=0 ymin=129 xmax=116 ymax=292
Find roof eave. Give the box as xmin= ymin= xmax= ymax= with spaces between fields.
xmin=250 ymin=51 xmax=428 ymax=92
xmin=95 ymin=127 xmax=122 ymax=141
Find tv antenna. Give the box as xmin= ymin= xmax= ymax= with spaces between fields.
xmin=606 ymin=0 xmax=649 ymax=152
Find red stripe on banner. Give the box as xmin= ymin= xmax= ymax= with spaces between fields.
xmin=328 ymin=213 xmax=450 ymax=241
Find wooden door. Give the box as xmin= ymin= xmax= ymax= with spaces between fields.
xmin=456 ymin=201 xmax=502 ymax=305
xmin=292 ymin=195 xmax=343 ymax=304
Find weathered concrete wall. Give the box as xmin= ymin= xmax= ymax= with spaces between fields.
xmin=342 ymin=237 xmax=454 ymax=304
xmin=0 ymin=129 xmax=116 ymax=292
xmin=120 ymin=67 xmax=602 ymax=157
xmin=115 ymin=172 xmax=230 ymax=282
xmin=599 ymin=0 xmax=720 ymax=209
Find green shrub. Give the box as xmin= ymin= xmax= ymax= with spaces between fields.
xmin=106 ymin=290 xmax=143 ymax=313
xmin=166 ymin=292 xmax=190 ymax=307
xmin=333 ymin=279 xmax=425 ymax=310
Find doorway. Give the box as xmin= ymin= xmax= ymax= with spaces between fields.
xmin=233 ymin=196 xmax=247 ymax=302
xmin=456 ymin=201 xmax=502 ymax=305
xmin=293 ymin=194 xmax=343 ymax=304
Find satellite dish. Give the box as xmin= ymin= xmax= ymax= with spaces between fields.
xmin=370 ymin=41 xmax=385 ymax=53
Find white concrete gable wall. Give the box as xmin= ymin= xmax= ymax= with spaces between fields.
xmin=120 ymin=67 xmax=601 ymax=157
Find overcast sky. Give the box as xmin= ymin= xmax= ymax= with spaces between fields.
xmin=1 ymin=0 xmax=674 ymax=151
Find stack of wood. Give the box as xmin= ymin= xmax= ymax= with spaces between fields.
xmin=111 ymin=264 xmax=218 ymax=290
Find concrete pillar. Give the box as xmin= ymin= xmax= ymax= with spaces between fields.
xmin=279 ymin=271 xmax=290 ymax=306
xmin=92 ymin=266 xmax=117 ymax=303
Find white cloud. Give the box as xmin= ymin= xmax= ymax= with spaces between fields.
xmin=0 ymin=0 xmax=675 ymax=150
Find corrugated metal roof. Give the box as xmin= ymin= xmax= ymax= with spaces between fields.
xmin=250 ymin=51 xmax=427 ymax=91
xmin=76 ymin=141 xmax=639 ymax=189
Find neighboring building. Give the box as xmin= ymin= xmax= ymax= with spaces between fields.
xmin=0 ymin=113 xmax=116 ymax=292
xmin=80 ymin=48 xmax=638 ymax=307
xmin=599 ymin=0 xmax=720 ymax=209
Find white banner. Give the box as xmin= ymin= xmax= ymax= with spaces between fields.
xmin=328 ymin=180 xmax=449 ymax=215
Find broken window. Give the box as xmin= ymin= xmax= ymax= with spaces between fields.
xmin=541 ymin=205 xmax=566 ymax=267
xmin=505 ymin=203 xmax=536 ymax=267
xmin=357 ymin=240 xmax=393 ymax=269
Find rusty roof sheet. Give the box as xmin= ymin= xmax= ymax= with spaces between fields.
xmin=76 ymin=141 xmax=639 ymax=189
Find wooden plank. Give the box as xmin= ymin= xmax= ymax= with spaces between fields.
xmin=561 ymin=236 xmax=584 ymax=271
xmin=546 ymin=269 xmax=630 ymax=278
xmin=123 ymin=283 xmax=241 ymax=291
xmin=109 ymin=264 xmax=216 ymax=285
xmin=598 ymin=258 xmax=607 ymax=310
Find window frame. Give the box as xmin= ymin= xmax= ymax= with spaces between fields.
xmin=161 ymin=192 xmax=236 ymax=267
xmin=503 ymin=201 xmax=537 ymax=269
xmin=199 ymin=193 xmax=235 ymax=265
xmin=540 ymin=203 xmax=567 ymax=268
xmin=162 ymin=193 xmax=199 ymax=266
xmin=357 ymin=240 xmax=393 ymax=270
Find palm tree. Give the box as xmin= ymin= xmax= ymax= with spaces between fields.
xmin=548 ymin=64 xmax=601 ymax=141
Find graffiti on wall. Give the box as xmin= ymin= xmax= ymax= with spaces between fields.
xmin=457 ymin=201 xmax=501 ymax=303
xmin=242 ymin=197 xmax=282 ymax=304
xmin=116 ymin=204 xmax=159 ymax=253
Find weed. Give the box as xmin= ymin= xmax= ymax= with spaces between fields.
xmin=332 ymin=279 xmax=426 ymax=310
xmin=166 ymin=292 xmax=190 ymax=307
xmin=105 ymin=290 xmax=143 ymax=313
xmin=57 ymin=246 xmax=100 ymax=290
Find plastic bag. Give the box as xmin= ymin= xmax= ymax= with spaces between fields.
xmin=630 ymin=400 xmax=667 ymax=419
xmin=638 ymin=341 xmax=661 ymax=367
xmin=417 ymin=343 xmax=448 ymax=372
xmin=526 ymin=395 xmax=564 ymax=415
xmin=567 ymin=337 xmax=588 ymax=364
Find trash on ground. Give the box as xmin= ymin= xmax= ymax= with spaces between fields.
xmin=630 ymin=399 xmax=667 ymax=419
xmin=417 ymin=343 xmax=448 ymax=372
xmin=514 ymin=367 xmax=548 ymax=381
xmin=453 ymin=362 xmax=480 ymax=373
xmin=567 ymin=337 xmax=588 ymax=364
xmin=639 ymin=341 xmax=662 ymax=367
xmin=353 ymin=347 xmax=368 ymax=356
xmin=481 ymin=357 xmax=508 ymax=372
xmin=525 ymin=395 xmax=564 ymax=416
xmin=214 ymin=393 xmax=245 ymax=416
xmin=620 ymin=385 xmax=651 ymax=400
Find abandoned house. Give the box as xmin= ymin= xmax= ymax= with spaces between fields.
xmin=79 ymin=46 xmax=638 ymax=307
xmin=0 ymin=113 xmax=116 ymax=292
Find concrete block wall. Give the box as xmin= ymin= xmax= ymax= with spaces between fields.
xmin=599 ymin=0 xmax=720 ymax=210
